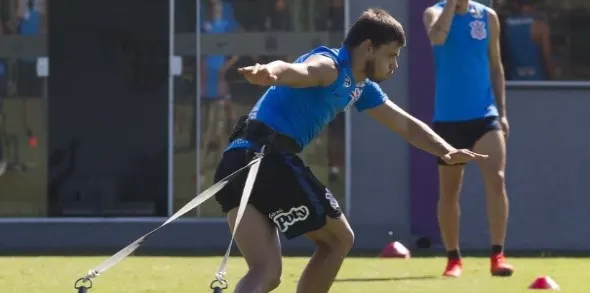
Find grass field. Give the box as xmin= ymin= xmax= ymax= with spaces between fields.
xmin=0 ymin=256 xmax=587 ymax=292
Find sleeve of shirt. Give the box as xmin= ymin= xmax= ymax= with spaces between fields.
xmin=307 ymin=47 xmax=342 ymax=91
xmin=354 ymin=81 xmax=388 ymax=112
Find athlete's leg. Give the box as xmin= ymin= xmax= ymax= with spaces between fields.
xmin=297 ymin=215 xmax=354 ymax=293
xmin=434 ymin=122 xmax=468 ymax=277
xmin=438 ymin=164 xmax=465 ymax=252
xmin=214 ymin=148 xmax=283 ymax=293
xmin=437 ymin=164 xmax=465 ymax=277
xmin=228 ymin=205 xmax=282 ymax=293
xmin=254 ymin=152 xmax=351 ymax=293
xmin=473 ymin=129 xmax=513 ymax=276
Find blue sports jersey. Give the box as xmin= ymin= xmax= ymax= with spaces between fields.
xmin=504 ymin=14 xmax=546 ymax=80
xmin=203 ymin=18 xmax=235 ymax=98
xmin=432 ymin=1 xmax=498 ymax=122
xmin=227 ymin=46 xmax=388 ymax=152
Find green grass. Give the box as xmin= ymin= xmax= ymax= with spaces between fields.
xmin=0 ymin=256 xmax=587 ymax=292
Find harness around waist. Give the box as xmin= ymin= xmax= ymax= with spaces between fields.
xmin=229 ymin=116 xmax=302 ymax=154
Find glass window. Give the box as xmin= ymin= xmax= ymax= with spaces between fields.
xmin=494 ymin=0 xmax=590 ymax=81
xmin=171 ymin=0 xmax=346 ymax=218
xmin=45 ymin=0 xmax=170 ymax=217
xmin=0 ymin=0 xmax=48 ymax=217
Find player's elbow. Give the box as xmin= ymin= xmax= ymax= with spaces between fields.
xmin=490 ymin=63 xmax=504 ymax=78
xmin=428 ymin=31 xmax=447 ymax=45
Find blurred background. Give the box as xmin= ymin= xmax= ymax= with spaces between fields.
xmin=0 ymin=0 xmax=588 ymax=253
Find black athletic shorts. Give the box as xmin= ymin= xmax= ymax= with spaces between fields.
xmin=433 ymin=116 xmax=501 ymax=165
xmin=214 ymin=148 xmax=342 ymax=239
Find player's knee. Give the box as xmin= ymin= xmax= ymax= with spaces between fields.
xmin=324 ymin=225 xmax=355 ymax=254
xmin=341 ymin=227 xmax=355 ymax=252
xmin=439 ymin=191 xmax=460 ymax=204
xmin=485 ymin=169 xmax=506 ymax=186
xmin=259 ymin=271 xmax=281 ymax=292
xmin=267 ymin=275 xmax=281 ymax=291
xmin=247 ymin=265 xmax=282 ymax=292
xmin=264 ymin=269 xmax=282 ymax=291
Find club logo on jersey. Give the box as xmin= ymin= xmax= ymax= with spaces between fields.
xmin=469 ymin=20 xmax=487 ymax=40
xmin=325 ymin=188 xmax=340 ymax=210
xmin=343 ymin=87 xmax=363 ymax=112
xmin=269 ymin=206 xmax=310 ymax=233
xmin=343 ymin=76 xmax=352 ymax=88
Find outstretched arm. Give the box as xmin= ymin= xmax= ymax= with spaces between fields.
xmin=238 ymin=55 xmax=338 ymax=88
xmin=365 ymin=100 xmax=487 ymax=164
xmin=366 ymin=100 xmax=454 ymax=157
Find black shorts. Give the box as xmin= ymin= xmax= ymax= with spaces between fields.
xmin=433 ymin=116 xmax=501 ymax=165
xmin=214 ymin=148 xmax=342 ymax=239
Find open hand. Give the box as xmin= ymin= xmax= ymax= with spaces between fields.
xmin=500 ymin=116 xmax=509 ymax=138
xmin=442 ymin=149 xmax=488 ymax=165
xmin=237 ymin=63 xmax=277 ymax=86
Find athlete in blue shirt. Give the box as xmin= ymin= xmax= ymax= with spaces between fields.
xmin=503 ymin=0 xmax=553 ymax=80
xmin=214 ymin=8 xmax=486 ymax=293
xmin=424 ymin=0 xmax=513 ymax=278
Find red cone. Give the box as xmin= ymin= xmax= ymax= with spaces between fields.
xmin=529 ymin=276 xmax=560 ymax=290
xmin=380 ymin=241 xmax=410 ymax=259
xmin=28 ymin=136 xmax=38 ymax=148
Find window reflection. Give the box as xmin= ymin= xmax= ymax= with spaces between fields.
xmin=173 ymin=0 xmax=346 ymax=217
xmin=47 ymin=0 xmax=169 ymax=217
xmin=0 ymin=0 xmax=47 ymax=217
xmin=494 ymin=0 xmax=590 ymax=81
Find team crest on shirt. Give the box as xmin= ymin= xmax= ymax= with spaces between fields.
xmin=469 ymin=20 xmax=487 ymax=40
xmin=343 ymin=76 xmax=351 ymax=88
xmin=343 ymin=86 xmax=363 ymax=112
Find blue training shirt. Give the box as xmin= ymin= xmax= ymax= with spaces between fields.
xmin=227 ymin=46 xmax=388 ymax=152
xmin=432 ymin=1 xmax=498 ymax=122
xmin=504 ymin=13 xmax=546 ymax=80
xmin=203 ymin=18 xmax=236 ymax=98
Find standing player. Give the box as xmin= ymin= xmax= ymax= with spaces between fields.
xmin=503 ymin=0 xmax=553 ymax=80
xmin=423 ymin=0 xmax=513 ymax=277
xmin=215 ymin=8 xmax=487 ymax=293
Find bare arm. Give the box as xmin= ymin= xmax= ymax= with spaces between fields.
xmin=488 ymin=9 xmax=506 ymax=117
xmin=366 ymin=100 xmax=455 ymax=158
xmin=220 ymin=56 xmax=239 ymax=78
xmin=423 ymin=2 xmax=457 ymax=45
xmin=261 ymin=55 xmax=338 ymax=88
xmin=536 ymin=21 xmax=554 ymax=79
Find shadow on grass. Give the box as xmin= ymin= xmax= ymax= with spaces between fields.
xmin=2 ymin=248 xmax=590 ymax=258
xmin=336 ymin=275 xmax=440 ymax=283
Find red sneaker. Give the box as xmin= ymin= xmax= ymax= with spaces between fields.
xmin=443 ymin=258 xmax=462 ymax=277
xmin=490 ymin=253 xmax=514 ymax=277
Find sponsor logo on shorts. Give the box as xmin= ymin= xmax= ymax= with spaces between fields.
xmin=269 ymin=206 xmax=310 ymax=233
xmin=325 ymin=188 xmax=340 ymax=210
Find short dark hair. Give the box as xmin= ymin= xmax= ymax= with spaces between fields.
xmin=344 ymin=8 xmax=406 ymax=48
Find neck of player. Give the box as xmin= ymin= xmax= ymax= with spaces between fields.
xmin=455 ymin=0 xmax=469 ymax=14
xmin=350 ymin=47 xmax=368 ymax=82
